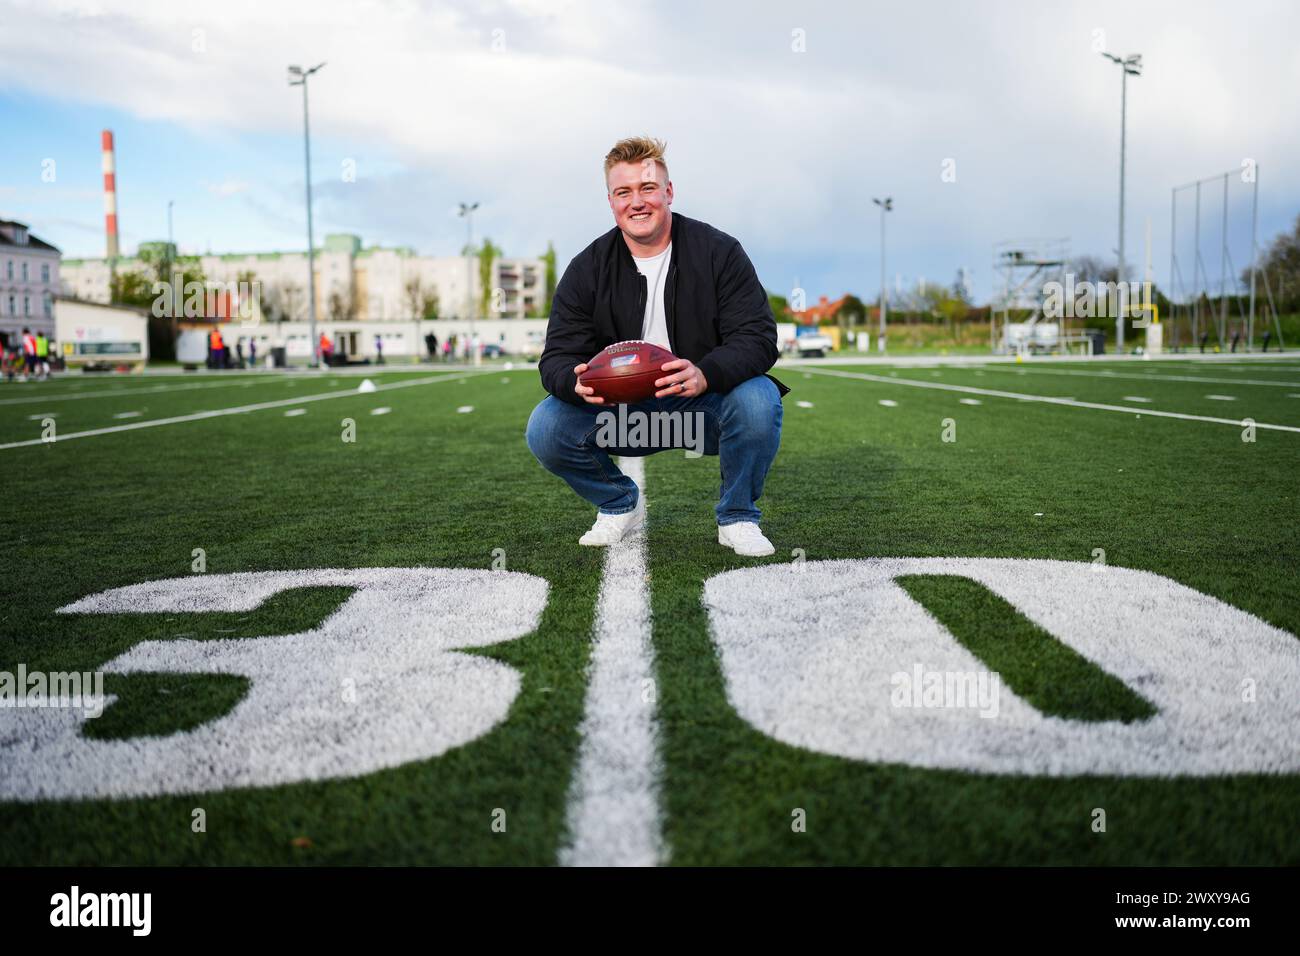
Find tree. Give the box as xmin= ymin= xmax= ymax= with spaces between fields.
xmin=478 ymin=238 xmax=501 ymax=317
xmin=261 ymin=285 xmax=283 ymax=324
xmin=404 ymin=275 xmax=425 ymax=318
xmin=233 ymin=269 xmax=259 ymax=325
xmin=1249 ymin=212 xmax=1300 ymax=312
xmin=541 ymin=240 xmax=557 ymax=318
xmin=1070 ymin=255 xmax=1118 ymax=286
xmin=327 ymin=285 xmax=357 ymax=322
xmin=110 ymin=250 xmax=207 ymax=361
xmin=889 ymin=276 xmax=973 ymax=343
xmin=421 ymin=288 xmax=439 ymax=320
xmin=108 ymin=269 xmax=154 ymax=310
xmin=767 ymin=292 xmax=790 ymax=322
xmin=833 ymin=295 xmax=867 ymax=334
xmin=1069 ymin=255 xmax=1170 ymax=341
xmin=273 ymin=282 xmax=303 ymax=323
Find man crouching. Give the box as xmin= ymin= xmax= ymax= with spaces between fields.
xmin=525 ymin=135 xmax=786 ymax=557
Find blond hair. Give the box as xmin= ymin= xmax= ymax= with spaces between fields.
xmin=604 ymin=136 xmax=669 ymax=189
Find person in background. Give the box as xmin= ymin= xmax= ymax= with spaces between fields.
xmin=248 ymin=337 xmax=257 ymax=369
xmin=375 ymin=334 xmax=385 ymax=364
xmin=235 ymin=338 xmax=244 ymax=369
xmin=209 ymin=326 xmax=225 ymax=369
xmin=34 ymin=330 xmax=49 ymax=379
xmin=21 ymin=327 xmax=37 ymax=380
xmin=319 ymin=331 xmax=334 ymax=367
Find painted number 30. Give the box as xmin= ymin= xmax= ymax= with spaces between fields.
xmin=1 ymin=559 xmax=1298 ymax=802
xmin=0 ymin=568 xmax=548 ymax=801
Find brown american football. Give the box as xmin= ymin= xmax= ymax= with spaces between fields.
xmin=578 ymin=340 xmax=679 ymax=404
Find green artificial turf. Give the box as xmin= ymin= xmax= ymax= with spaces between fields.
xmin=894 ymin=574 xmax=1156 ymax=723
xmin=1 ymin=369 xmax=602 ymax=864
xmin=646 ymin=359 xmax=1300 ymax=865
xmin=2 ymin=359 xmax=1298 ymax=864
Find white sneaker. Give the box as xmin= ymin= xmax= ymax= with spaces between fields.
xmin=717 ymin=522 xmax=774 ymax=557
xmin=578 ymin=496 xmax=645 ymax=546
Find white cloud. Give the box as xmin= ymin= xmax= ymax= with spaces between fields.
xmin=203 ymin=178 xmax=250 ymax=197
xmin=2 ymin=0 xmax=1297 ymax=299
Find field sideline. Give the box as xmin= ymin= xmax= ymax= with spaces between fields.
xmin=1 ymin=356 xmax=1297 ymax=865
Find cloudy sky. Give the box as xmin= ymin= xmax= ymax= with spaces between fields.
xmin=2 ymin=0 xmax=1297 ymax=304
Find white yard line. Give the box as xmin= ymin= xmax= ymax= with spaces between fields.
xmin=778 ymin=353 xmax=1300 ymax=372
xmin=0 ymin=377 xmax=286 ymax=407
xmin=973 ymin=366 xmax=1300 ymax=388
xmin=802 ymin=367 xmax=1300 ymax=433
xmin=0 ymin=372 xmax=483 ymax=450
xmin=560 ymin=456 xmax=665 ymax=867
xmin=1176 ymin=364 xmax=1300 ymax=371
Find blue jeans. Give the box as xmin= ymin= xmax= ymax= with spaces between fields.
xmin=525 ymin=375 xmax=783 ymax=526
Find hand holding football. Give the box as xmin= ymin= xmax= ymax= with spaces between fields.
xmin=577 ymin=340 xmax=679 ymax=404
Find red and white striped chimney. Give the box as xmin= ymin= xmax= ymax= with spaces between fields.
xmin=101 ymin=129 xmax=120 ymax=260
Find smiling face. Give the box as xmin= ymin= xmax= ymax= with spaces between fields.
xmin=607 ymin=159 xmax=673 ymax=254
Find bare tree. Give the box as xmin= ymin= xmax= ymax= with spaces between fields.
xmin=1248 ymin=213 xmax=1300 ymax=312
xmin=1071 ymin=255 xmax=1118 ymax=285
xmin=404 ymin=275 xmax=425 ymax=319
xmin=327 ymin=285 xmax=357 ymax=322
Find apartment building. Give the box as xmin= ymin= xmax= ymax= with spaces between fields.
xmin=60 ymin=233 xmax=547 ymax=321
xmin=0 ymin=219 xmax=61 ymax=343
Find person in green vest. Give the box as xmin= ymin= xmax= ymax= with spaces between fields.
xmin=35 ymin=331 xmax=50 ymax=379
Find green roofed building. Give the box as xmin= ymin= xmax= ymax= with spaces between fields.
xmin=59 ymin=232 xmax=546 ymax=322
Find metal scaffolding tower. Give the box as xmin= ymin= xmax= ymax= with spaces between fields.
xmin=991 ymin=239 xmax=1072 ymax=354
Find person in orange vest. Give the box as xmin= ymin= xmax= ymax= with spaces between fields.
xmin=319 ymin=331 xmax=333 ymax=367
xmin=209 ymin=327 xmax=225 ymax=369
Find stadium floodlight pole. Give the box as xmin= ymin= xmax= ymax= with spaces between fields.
xmin=167 ymin=199 xmax=177 ymax=348
xmin=1101 ymin=51 xmax=1141 ymax=353
xmin=459 ymin=201 xmax=480 ymax=365
xmin=872 ymin=197 xmax=893 ymax=352
xmin=1248 ymin=165 xmax=1259 ymax=350
xmin=289 ymin=62 xmax=326 ymax=367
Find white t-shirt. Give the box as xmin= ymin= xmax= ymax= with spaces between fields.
xmin=631 ymin=243 xmax=672 ymax=350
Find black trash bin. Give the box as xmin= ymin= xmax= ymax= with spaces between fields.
xmin=271 ymin=346 xmax=287 ymax=368
xmin=1086 ymin=332 xmax=1105 ymax=356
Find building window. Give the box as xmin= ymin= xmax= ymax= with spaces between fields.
xmin=21 ymin=262 xmax=28 ymax=282
xmin=24 ymin=296 xmax=31 ymax=316
xmin=5 ymin=260 xmax=11 ymax=280
xmin=41 ymin=264 xmax=50 ymax=283
xmin=6 ymin=295 xmax=13 ymax=314
xmin=44 ymin=293 xmax=53 ymax=317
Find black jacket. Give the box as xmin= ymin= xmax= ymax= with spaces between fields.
xmin=539 ymin=212 xmax=788 ymax=406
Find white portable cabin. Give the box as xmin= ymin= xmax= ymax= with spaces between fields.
xmin=55 ymin=297 xmax=150 ymax=369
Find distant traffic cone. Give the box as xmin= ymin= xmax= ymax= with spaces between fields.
xmin=358 ymin=379 xmax=377 ymax=393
